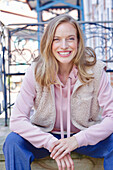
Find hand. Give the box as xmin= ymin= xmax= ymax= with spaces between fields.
xmin=50 ymin=136 xmax=78 ymax=160
xmin=55 ymin=153 xmax=74 ymax=170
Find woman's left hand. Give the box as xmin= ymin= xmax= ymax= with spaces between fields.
xmin=49 ymin=136 xmax=78 ymax=160
xmin=55 ymin=153 xmax=74 ymax=170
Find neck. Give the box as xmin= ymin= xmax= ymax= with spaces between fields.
xmin=58 ymin=63 xmax=73 ymax=85
xmin=58 ymin=63 xmax=73 ymax=76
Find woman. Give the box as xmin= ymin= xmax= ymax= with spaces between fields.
xmin=3 ymin=14 xmax=113 ymax=170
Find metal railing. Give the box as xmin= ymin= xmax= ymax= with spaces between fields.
xmin=0 ymin=20 xmax=113 ymax=125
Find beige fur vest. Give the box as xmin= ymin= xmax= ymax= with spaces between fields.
xmin=30 ymin=60 xmax=106 ymax=132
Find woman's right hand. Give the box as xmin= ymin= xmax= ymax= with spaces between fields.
xmin=55 ymin=153 xmax=74 ymax=170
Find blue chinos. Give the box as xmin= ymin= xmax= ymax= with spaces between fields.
xmin=3 ymin=132 xmax=113 ymax=170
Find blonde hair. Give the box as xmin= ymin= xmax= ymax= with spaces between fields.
xmin=34 ymin=14 xmax=96 ymax=87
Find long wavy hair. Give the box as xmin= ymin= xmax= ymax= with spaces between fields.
xmin=34 ymin=14 xmax=96 ymax=87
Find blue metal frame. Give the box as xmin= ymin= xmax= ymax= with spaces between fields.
xmin=36 ymin=0 xmax=84 ymax=20
xmin=81 ymin=0 xmax=84 ymax=21
xmin=36 ymin=0 xmax=41 ymax=50
xmin=37 ymin=2 xmax=82 ymax=11
xmin=35 ymin=0 xmax=84 ymax=51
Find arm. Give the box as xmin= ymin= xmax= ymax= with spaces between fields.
xmin=50 ymin=70 xmax=113 ymax=159
xmin=10 ymin=64 xmax=74 ymax=169
xmin=10 ymin=64 xmax=58 ymax=150
xmin=75 ymin=70 xmax=113 ymax=147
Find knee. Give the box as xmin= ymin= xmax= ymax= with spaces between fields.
xmin=3 ymin=132 xmax=23 ymax=151
xmin=104 ymin=133 xmax=113 ymax=151
xmin=106 ymin=133 xmax=113 ymax=144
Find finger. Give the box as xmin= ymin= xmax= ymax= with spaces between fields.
xmin=67 ymin=154 xmax=74 ymax=170
xmin=63 ymin=155 xmax=71 ymax=170
xmin=52 ymin=146 xmax=66 ymax=159
xmin=50 ymin=144 xmax=63 ymax=158
xmin=60 ymin=158 xmax=66 ymax=170
xmin=49 ymin=140 xmax=60 ymax=152
xmin=58 ymin=149 xmax=69 ymax=160
xmin=55 ymin=159 xmax=62 ymax=170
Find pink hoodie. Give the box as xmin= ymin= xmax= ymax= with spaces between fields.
xmin=10 ymin=63 xmax=113 ymax=151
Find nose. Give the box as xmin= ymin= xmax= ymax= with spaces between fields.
xmin=61 ymin=39 xmax=68 ymax=49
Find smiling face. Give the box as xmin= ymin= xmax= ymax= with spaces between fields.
xmin=52 ymin=22 xmax=78 ymax=68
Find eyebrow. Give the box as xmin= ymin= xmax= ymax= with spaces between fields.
xmin=54 ymin=35 xmax=76 ymax=37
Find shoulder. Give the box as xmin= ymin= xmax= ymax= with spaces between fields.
xmin=93 ymin=60 xmax=106 ymax=70
xmin=92 ymin=60 xmax=106 ymax=78
xmin=31 ymin=59 xmax=44 ymax=91
xmin=84 ymin=60 xmax=106 ymax=89
xmin=32 ymin=56 xmax=43 ymax=73
xmin=92 ymin=60 xmax=107 ymax=91
xmin=85 ymin=60 xmax=106 ymax=76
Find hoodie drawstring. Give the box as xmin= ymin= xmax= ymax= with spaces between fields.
xmin=67 ymin=78 xmax=71 ymax=138
xmin=60 ymin=78 xmax=71 ymax=139
xmin=60 ymin=85 xmax=64 ymax=139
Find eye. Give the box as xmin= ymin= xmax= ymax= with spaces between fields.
xmin=53 ymin=38 xmax=60 ymax=42
xmin=68 ymin=37 xmax=75 ymax=41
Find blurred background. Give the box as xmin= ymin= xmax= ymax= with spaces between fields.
xmin=0 ymin=0 xmax=113 ymax=126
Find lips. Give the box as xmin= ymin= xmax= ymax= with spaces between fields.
xmin=58 ymin=51 xmax=71 ymax=57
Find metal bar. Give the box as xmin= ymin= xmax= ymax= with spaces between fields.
xmin=8 ymin=30 xmax=11 ymax=117
xmin=81 ymin=0 xmax=84 ymax=21
xmin=6 ymin=73 xmax=25 ymax=76
xmin=106 ymin=70 xmax=113 ymax=72
xmin=80 ymin=0 xmax=85 ymax=33
xmin=45 ymin=6 xmax=72 ymax=9
xmin=9 ymin=63 xmax=31 ymax=66
xmin=0 ymin=9 xmax=37 ymax=19
xmin=58 ymin=1 xmax=82 ymax=10
xmin=78 ymin=21 xmax=113 ymax=24
xmin=7 ymin=23 xmax=47 ymax=26
xmin=38 ymin=1 xmax=82 ymax=11
xmin=0 ymin=103 xmax=15 ymax=115
xmin=6 ymin=20 xmax=113 ymax=27
xmin=36 ymin=0 xmax=41 ymax=50
xmin=2 ymin=46 xmax=8 ymax=126
xmin=36 ymin=1 xmax=61 ymax=11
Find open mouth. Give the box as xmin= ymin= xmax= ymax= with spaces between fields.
xmin=58 ymin=51 xmax=71 ymax=57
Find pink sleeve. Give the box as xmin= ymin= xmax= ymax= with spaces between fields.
xmin=74 ymin=70 xmax=113 ymax=147
xmin=10 ymin=64 xmax=58 ymax=151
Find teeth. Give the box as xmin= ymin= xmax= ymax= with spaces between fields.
xmin=59 ymin=52 xmax=70 ymax=55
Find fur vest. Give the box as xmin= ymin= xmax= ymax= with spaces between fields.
xmin=30 ymin=60 xmax=106 ymax=132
